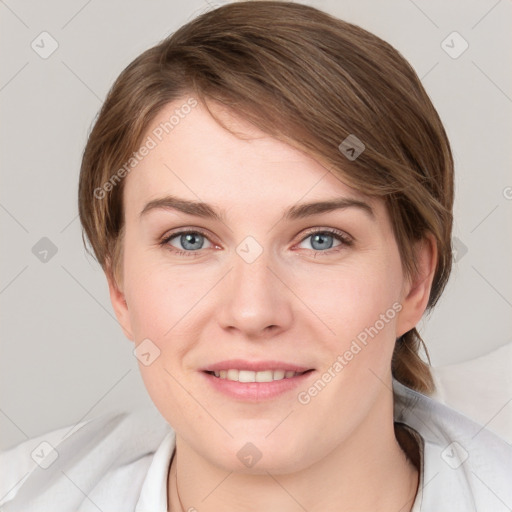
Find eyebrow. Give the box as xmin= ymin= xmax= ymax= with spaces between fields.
xmin=139 ymin=194 xmax=374 ymax=221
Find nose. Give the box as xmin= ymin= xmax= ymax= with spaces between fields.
xmin=216 ymin=245 xmax=294 ymax=338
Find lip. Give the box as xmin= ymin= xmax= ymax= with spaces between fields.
xmin=200 ymin=359 xmax=312 ymax=373
xmin=200 ymin=362 xmax=316 ymax=402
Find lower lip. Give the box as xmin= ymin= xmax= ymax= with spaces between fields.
xmin=201 ymin=370 xmax=315 ymax=401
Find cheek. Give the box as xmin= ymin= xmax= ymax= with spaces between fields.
xmin=122 ymin=241 xmax=204 ymax=337
xmin=125 ymin=275 xmax=169 ymax=340
xmin=296 ymin=258 xmax=403 ymax=343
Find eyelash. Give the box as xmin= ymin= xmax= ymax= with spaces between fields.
xmin=159 ymin=227 xmax=353 ymax=258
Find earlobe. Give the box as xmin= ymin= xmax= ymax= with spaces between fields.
xmin=395 ymin=234 xmax=438 ymax=338
xmin=105 ymin=266 xmax=135 ymax=342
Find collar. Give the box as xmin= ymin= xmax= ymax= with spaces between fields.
xmin=135 ymin=430 xmax=176 ymax=512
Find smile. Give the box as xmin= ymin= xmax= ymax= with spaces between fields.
xmin=205 ymin=369 xmax=310 ymax=382
xmin=201 ymin=368 xmax=315 ymax=401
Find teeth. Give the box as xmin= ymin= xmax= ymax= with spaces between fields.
xmin=210 ymin=369 xmax=304 ymax=382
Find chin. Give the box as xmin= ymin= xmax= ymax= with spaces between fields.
xmin=204 ymin=435 xmax=314 ymax=475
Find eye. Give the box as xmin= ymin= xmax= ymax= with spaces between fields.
xmin=159 ymin=227 xmax=353 ymax=257
xmin=160 ymin=229 xmax=214 ymax=257
xmin=296 ymin=228 xmax=353 ymax=254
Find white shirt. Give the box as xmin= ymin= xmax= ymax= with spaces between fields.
xmin=1 ymin=379 xmax=511 ymax=511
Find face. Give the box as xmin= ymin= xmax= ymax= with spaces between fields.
xmin=108 ymin=96 xmax=434 ymax=474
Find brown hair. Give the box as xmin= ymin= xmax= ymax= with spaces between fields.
xmin=78 ymin=1 xmax=454 ymax=394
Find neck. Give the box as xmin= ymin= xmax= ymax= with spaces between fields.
xmin=168 ymin=390 xmax=419 ymax=512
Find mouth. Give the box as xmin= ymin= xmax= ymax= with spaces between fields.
xmin=200 ymin=360 xmax=316 ymax=401
xmin=204 ymin=368 xmax=314 ymax=383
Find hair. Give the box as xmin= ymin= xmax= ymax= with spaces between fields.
xmin=78 ymin=0 xmax=454 ymax=395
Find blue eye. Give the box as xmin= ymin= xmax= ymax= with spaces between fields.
xmin=160 ymin=228 xmax=352 ymax=257
xmin=298 ymin=229 xmax=353 ymax=254
xmin=160 ymin=230 xmax=212 ymax=257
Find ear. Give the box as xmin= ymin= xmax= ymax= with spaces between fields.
xmin=395 ymin=233 xmax=438 ymax=338
xmin=105 ymin=262 xmax=135 ymax=342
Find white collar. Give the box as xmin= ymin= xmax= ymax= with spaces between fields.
xmin=135 ymin=430 xmax=176 ymax=512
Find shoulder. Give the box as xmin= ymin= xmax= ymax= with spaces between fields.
xmin=0 ymin=407 xmax=171 ymax=511
xmin=393 ymin=379 xmax=512 ymax=512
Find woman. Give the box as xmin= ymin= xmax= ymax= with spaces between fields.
xmin=1 ymin=2 xmax=510 ymax=511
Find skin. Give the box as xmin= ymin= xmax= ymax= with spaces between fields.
xmin=107 ymin=96 xmax=437 ymax=512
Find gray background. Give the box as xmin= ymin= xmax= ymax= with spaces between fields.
xmin=1 ymin=0 xmax=511 ymax=451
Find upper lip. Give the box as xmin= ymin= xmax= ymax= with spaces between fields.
xmin=201 ymin=359 xmax=313 ymax=373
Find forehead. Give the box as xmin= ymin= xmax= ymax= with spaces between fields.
xmin=122 ymin=98 xmax=382 ymax=221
